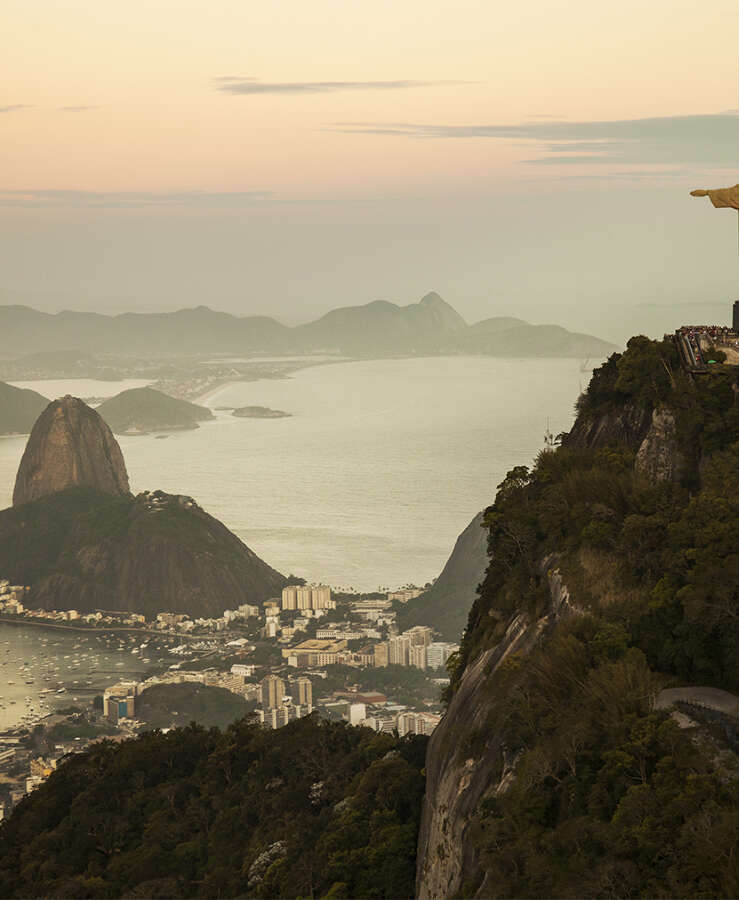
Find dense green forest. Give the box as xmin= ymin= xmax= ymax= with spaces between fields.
xmin=0 ymin=717 xmax=427 ymax=899
xmin=448 ymin=336 xmax=739 ymax=897
xmin=135 ymin=683 xmax=255 ymax=731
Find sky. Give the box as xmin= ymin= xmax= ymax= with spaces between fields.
xmin=3 ymin=0 xmax=739 ymax=343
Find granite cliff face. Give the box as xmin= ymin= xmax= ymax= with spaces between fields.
xmin=564 ymin=400 xmax=652 ymax=450
xmin=415 ymin=338 xmax=739 ymax=898
xmin=416 ymin=562 xmax=579 ymax=899
xmin=634 ymin=406 xmax=686 ymax=483
xmin=13 ymin=395 xmax=130 ymax=506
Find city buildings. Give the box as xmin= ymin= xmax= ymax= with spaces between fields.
xmin=283 ymin=638 xmax=348 ymax=667
xmin=258 ymin=703 xmax=312 ymax=729
xmin=260 ymin=674 xmax=286 ymax=709
xmin=281 ymin=584 xmax=336 ymax=611
xmin=387 ymin=588 xmax=423 ymax=603
xmin=290 ymin=676 xmax=313 ymax=707
xmin=102 ymin=681 xmax=141 ymax=724
xmin=396 ymin=712 xmax=442 ymax=736
xmin=374 ymin=642 xmax=389 ymax=667
xmin=426 ymin=642 xmax=459 ymax=670
xmin=231 ymin=663 xmax=257 ymax=677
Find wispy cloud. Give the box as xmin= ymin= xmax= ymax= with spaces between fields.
xmin=215 ymin=77 xmax=464 ymax=95
xmin=0 ymin=189 xmax=274 ymax=208
xmin=0 ymin=104 xmax=32 ymax=114
xmin=328 ymin=112 xmax=739 ymax=168
xmin=59 ymin=105 xmax=100 ymax=112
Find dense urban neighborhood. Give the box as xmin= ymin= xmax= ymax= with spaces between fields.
xmin=0 ymin=578 xmax=456 ymax=820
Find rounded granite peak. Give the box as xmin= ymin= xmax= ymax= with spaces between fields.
xmin=12 ymin=395 xmax=130 ymax=506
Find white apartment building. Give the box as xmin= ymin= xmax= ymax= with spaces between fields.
xmin=282 ymin=584 xmax=335 ymax=611
xmin=231 ymin=664 xmax=257 ymax=677
xmin=388 ymin=635 xmax=410 ymax=666
xmin=387 ymin=588 xmax=423 ymax=603
xmin=258 ymin=703 xmax=312 ymax=729
xmin=426 ymin=642 xmax=459 ymax=670
xmin=347 ymin=702 xmax=366 ymax=725
xmin=396 ymin=711 xmax=441 ymax=737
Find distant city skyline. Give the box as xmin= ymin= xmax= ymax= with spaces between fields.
xmin=3 ymin=0 xmax=739 ymax=343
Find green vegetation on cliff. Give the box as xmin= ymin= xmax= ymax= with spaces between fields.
xmin=0 ymin=717 xmax=427 ymax=899
xmin=436 ymin=336 xmax=739 ymax=898
xmin=462 ymin=622 xmax=739 ymax=898
xmin=0 ymin=487 xmax=286 ymax=617
xmin=460 ymin=336 xmax=739 ymax=686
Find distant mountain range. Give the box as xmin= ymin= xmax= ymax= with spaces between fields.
xmin=0 ymin=293 xmax=617 ymax=359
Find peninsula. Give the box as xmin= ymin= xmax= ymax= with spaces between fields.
xmin=97 ymin=386 xmax=214 ymax=434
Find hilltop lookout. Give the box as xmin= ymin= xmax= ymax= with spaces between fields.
xmin=674 ymin=301 xmax=739 ymax=371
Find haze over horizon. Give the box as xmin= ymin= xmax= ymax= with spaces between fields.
xmin=3 ymin=0 xmax=739 ymax=344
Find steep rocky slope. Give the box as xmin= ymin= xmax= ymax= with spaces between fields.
xmin=13 ymin=396 xmax=130 ymax=505
xmin=0 ymin=488 xmax=286 ymax=617
xmin=397 ymin=511 xmax=488 ymax=641
xmin=417 ymin=336 xmax=739 ymax=898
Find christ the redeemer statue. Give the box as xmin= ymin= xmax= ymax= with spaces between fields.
xmin=690 ymin=184 xmax=739 ymax=209
xmin=691 ymin=184 xmax=739 ymax=254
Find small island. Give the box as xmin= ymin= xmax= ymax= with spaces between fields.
xmin=232 ymin=405 xmax=291 ymax=419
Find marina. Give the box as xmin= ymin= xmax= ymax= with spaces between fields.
xmin=0 ymin=625 xmax=150 ymax=730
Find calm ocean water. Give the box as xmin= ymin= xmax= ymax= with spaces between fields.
xmin=1 ymin=358 xmax=587 ymax=589
xmin=0 ymin=357 xmax=590 ymax=726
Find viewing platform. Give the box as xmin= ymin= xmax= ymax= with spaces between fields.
xmin=673 ymin=301 xmax=739 ymax=372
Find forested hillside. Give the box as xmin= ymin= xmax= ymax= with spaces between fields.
xmin=418 ymin=336 xmax=739 ymax=899
xmin=0 ymin=717 xmax=427 ymax=899
xmin=0 ymin=381 xmax=48 ymax=435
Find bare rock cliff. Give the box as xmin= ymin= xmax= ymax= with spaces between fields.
xmin=13 ymin=396 xmax=130 ymax=506
xmin=416 ymin=561 xmax=579 ymax=899
xmin=634 ymin=406 xmax=685 ymax=483
xmin=564 ymin=401 xmax=651 ymax=450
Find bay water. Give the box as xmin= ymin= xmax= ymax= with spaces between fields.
xmin=0 ymin=356 xmax=590 ymax=725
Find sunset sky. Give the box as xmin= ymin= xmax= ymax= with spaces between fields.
xmin=3 ymin=0 xmax=739 ymax=341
